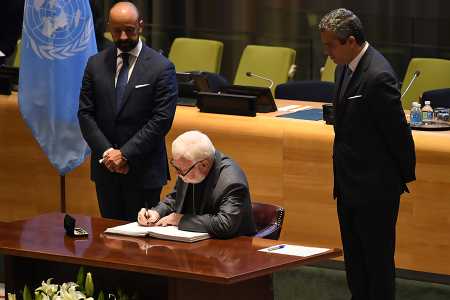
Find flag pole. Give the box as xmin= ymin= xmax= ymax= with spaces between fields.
xmin=60 ymin=175 xmax=66 ymax=213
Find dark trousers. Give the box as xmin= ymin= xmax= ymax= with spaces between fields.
xmin=337 ymin=195 xmax=400 ymax=300
xmin=95 ymin=180 xmax=162 ymax=222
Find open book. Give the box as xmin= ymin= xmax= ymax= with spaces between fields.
xmin=104 ymin=222 xmax=210 ymax=243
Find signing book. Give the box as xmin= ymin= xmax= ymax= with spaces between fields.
xmin=104 ymin=222 xmax=210 ymax=243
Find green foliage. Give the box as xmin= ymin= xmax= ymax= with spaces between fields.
xmin=85 ymin=272 xmax=94 ymax=297
xmin=76 ymin=266 xmax=86 ymax=289
xmin=9 ymin=267 xmax=133 ymax=300
xmin=97 ymin=291 xmax=105 ymax=300
xmin=22 ymin=285 xmax=32 ymax=300
xmin=117 ymin=289 xmax=129 ymax=300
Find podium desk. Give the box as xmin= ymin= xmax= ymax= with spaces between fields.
xmin=0 ymin=213 xmax=342 ymax=300
xmin=2 ymin=93 xmax=450 ymax=275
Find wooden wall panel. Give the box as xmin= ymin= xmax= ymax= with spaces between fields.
xmin=0 ymin=94 xmax=60 ymax=221
xmin=1 ymin=94 xmax=449 ymax=275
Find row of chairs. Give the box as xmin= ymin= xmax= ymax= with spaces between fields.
xmin=168 ymin=37 xmax=296 ymax=95
xmin=168 ymin=38 xmax=450 ymax=109
xmin=11 ymin=35 xmax=450 ymax=108
xmin=276 ymin=57 xmax=450 ymax=109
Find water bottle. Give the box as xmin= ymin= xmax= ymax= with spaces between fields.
xmin=421 ymin=100 xmax=433 ymax=125
xmin=410 ymin=102 xmax=422 ymax=126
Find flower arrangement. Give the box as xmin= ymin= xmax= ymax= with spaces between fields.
xmin=7 ymin=267 xmax=136 ymax=300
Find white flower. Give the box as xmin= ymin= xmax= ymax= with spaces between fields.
xmin=35 ymin=278 xmax=58 ymax=298
xmin=7 ymin=293 xmax=16 ymax=300
xmin=53 ymin=282 xmax=89 ymax=300
xmin=32 ymin=280 xmax=91 ymax=300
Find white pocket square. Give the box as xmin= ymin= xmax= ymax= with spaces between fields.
xmin=347 ymin=94 xmax=363 ymax=100
xmin=135 ymin=83 xmax=150 ymax=89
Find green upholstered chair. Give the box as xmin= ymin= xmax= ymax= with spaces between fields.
xmin=233 ymin=45 xmax=296 ymax=94
xmin=168 ymin=37 xmax=224 ymax=73
xmin=11 ymin=39 xmax=21 ymax=68
xmin=401 ymin=58 xmax=450 ymax=109
xmin=320 ymin=56 xmax=336 ymax=82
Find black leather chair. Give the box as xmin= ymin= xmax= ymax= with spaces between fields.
xmin=420 ymin=88 xmax=450 ymax=108
xmin=275 ymin=80 xmax=335 ymax=103
xmin=252 ymin=202 xmax=285 ymax=240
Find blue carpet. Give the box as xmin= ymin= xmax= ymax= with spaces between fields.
xmin=278 ymin=108 xmax=323 ymax=121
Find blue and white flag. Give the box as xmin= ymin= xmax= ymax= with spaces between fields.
xmin=19 ymin=0 xmax=97 ymax=175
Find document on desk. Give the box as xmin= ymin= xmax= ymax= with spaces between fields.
xmin=259 ymin=244 xmax=330 ymax=257
xmin=278 ymin=105 xmax=313 ymax=113
xmin=104 ymin=222 xmax=210 ymax=243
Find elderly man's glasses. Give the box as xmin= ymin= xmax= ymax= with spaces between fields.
xmin=170 ymin=159 xmax=205 ymax=177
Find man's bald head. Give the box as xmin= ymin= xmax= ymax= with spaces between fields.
xmin=108 ymin=2 xmax=143 ymax=52
xmin=109 ymin=1 xmax=140 ymax=24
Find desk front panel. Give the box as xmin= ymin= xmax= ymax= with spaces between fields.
xmin=1 ymin=94 xmax=449 ymax=274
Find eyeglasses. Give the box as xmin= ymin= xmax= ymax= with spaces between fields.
xmin=170 ymin=159 xmax=205 ymax=177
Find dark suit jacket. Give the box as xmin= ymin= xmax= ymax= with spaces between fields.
xmin=153 ymin=151 xmax=257 ymax=239
xmin=333 ymin=45 xmax=416 ymax=206
xmin=78 ymin=45 xmax=178 ymax=188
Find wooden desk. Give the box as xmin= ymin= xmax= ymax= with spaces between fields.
xmin=1 ymin=94 xmax=450 ymax=275
xmin=0 ymin=213 xmax=341 ymax=300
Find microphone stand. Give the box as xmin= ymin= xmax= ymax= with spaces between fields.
xmin=401 ymin=70 xmax=421 ymax=99
xmin=246 ymin=72 xmax=274 ymax=89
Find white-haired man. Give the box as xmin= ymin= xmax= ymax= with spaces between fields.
xmin=137 ymin=131 xmax=256 ymax=239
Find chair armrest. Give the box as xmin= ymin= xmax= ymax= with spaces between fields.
xmin=254 ymin=224 xmax=281 ymax=240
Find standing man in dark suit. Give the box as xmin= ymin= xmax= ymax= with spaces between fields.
xmin=137 ymin=131 xmax=256 ymax=239
xmin=78 ymin=2 xmax=177 ymax=221
xmin=319 ymin=8 xmax=416 ymax=300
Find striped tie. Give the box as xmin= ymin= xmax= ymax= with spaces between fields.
xmin=116 ymin=52 xmax=130 ymax=110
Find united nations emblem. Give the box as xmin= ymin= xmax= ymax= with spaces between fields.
xmin=23 ymin=0 xmax=94 ymax=60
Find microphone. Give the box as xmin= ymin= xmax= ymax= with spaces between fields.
xmin=246 ymin=72 xmax=274 ymax=89
xmin=401 ymin=70 xmax=421 ymax=99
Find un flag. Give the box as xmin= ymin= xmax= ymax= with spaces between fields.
xmin=19 ymin=0 xmax=97 ymax=175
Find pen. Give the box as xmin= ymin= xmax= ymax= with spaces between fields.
xmin=144 ymin=201 xmax=149 ymax=218
xmin=266 ymin=244 xmax=286 ymax=252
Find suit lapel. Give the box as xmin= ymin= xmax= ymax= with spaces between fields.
xmin=200 ymin=152 xmax=221 ymax=214
xmin=116 ymin=46 xmax=153 ymax=116
xmin=334 ymin=65 xmax=347 ymax=124
xmin=335 ymin=46 xmax=373 ymax=125
xmin=106 ymin=48 xmax=118 ymax=115
xmin=343 ymin=49 xmax=371 ymax=100
xmin=176 ymin=182 xmax=189 ymax=213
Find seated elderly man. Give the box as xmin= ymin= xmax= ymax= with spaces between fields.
xmin=137 ymin=130 xmax=256 ymax=239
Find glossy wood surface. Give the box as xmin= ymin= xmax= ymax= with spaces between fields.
xmin=1 ymin=93 xmax=450 ymax=275
xmin=0 ymin=213 xmax=341 ymax=284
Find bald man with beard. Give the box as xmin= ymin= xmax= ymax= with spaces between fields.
xmin=78 ymin=2 xmax=178 ymax=221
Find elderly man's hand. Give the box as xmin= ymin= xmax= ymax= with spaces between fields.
xmin=155 ymin=213 xmax=183 ymax=227
xmin=137 ymin=208 xmax=160 ymax=226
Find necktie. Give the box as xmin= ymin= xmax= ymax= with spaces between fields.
xmin=339 ymin=66 xmax=353 ymax=101
xmin=116 ymin=53 xmax=130 ymax=109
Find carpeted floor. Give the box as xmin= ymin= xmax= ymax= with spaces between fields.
xmin=274 ymin=265 xmax=450 ymax=300
xmin=1 ymin=257 xmax=449 ymax=300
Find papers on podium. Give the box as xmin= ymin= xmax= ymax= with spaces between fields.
xmin=259 ymin=244 xmax=330 ymax=257
xmin=104 ymin=222 xmax=210 ymax=243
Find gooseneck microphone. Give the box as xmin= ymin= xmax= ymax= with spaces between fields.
xmin=401 ymin=70 xmax=421 ymax=99
xmin=246 ymin=71 xmax=274 ymax=89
